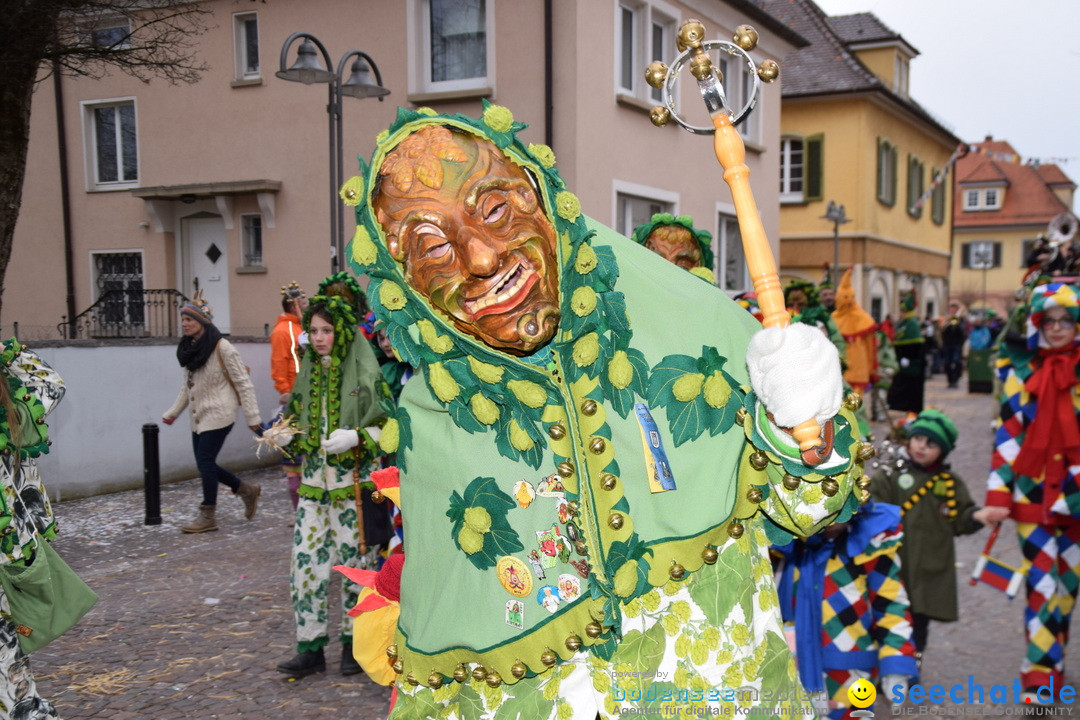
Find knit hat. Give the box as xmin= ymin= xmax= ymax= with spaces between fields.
xmin=1025 ymin=282 xmax=1079 ymax=350
xmin=908 ymin=408 xmax=958 ymax=455
xmin=180 ymin=290 xmax=212 ymax=325
xmin=630 ymin=213 xmax=714 ymax=270
xmin=900 ymin=289 xmax=917 ymax=313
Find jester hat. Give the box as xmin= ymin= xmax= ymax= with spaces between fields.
xmin=630 ymin=213 xmax=715 ymax=271
xmin=1026 ymin=282 xmax=1080 ymax=350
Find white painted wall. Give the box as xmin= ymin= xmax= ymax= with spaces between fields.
xmin=31 ymin=340 xmax=280 ymax=501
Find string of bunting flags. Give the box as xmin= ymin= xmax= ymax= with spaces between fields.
xmin=912 ymin=143 xmax=1077 ymax=211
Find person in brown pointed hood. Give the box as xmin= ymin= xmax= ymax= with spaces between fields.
xmin=831 ymin=267 xmax=877 ymax=398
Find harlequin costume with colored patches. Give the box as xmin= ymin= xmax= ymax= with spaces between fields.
xmin=0 ymin=339 xmax=65 ymax=719
xmin=776 ymin=502 xmax=918 ymax=720
xmin=630 ymin=213 xmax=715 ymax=284
xmin=277 ymin=283 xmax=393 ymax=673
xmin=984 ymin=282 xmax=1080 ymax=690
xmin=869 ymin=409 xmax=983 ymax=652
xmin=345 ymin=104 xmax=867 ymax=718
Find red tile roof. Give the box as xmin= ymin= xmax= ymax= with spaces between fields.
xmin=954 ymin=138 xmax=1073 ymax=228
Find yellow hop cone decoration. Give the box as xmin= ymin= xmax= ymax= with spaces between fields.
xmin=463 ymin=506 xmax=492 ymax=534
xmin=483 ymin=104 xmax=514 ymax=133
xmin=417 ymin=319 xmax=453 ymax=354
xmin=613 ymin=560 xmax=639 ymax=598
xmin=379 ymin=281 xmax=407 ymax=311
xmin=351 ymin=225 xmax=378 ymax=266
xmin=468 ymin=356 xmax=504 ymax=384
xmin=556 ymin=191 xmax=581 ymax=222
xmin=458 ymin=526 xmax=484 ymax=554
xmin=470 ymin=393 xmax=499 ymax=425
xmin=703 ymin=372 xmax=732 ymax=408
xmin=528 ymin=143 xmax=556 ymax=168
xmin=575 ymin=244 xmax=597 ymax=274
xmin=689 ymin=266 xmax=714 ymax=282
xmin=379 ymin=418 xmax=399 ymax=454
xmin=573 ymin=333 xmax=599 ymax=367
xmin=571 ymin=286 xmax=597 ymax=317
xmin=673 ymin=373 xmax=705 ymax=402
xmin=339 ymin=175 xmax=365 ymax=206
xmin=507 ymin=379 xmax=546 ymax=408
xmin=428 ymin=362 xmax=459 ymax=403
xmin=509 ymin=419 xmax=535 ymax=452
xmin=607 ymin=350 xmax=633 ymax=390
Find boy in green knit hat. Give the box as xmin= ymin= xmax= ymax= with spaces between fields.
xmin=870 ymin=408 xmax=996 ymax=661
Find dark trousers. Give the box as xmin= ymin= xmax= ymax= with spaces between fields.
xmin=942 ymin=345 xmax=964 ymax=386
xmin=192 ymin=424 xmax=241 ymax=505
xmin=912 ymin=611 xmax=931 ymax=653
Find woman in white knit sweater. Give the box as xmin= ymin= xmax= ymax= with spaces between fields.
xmin=162 ymin=296 xmax=262 ymax=533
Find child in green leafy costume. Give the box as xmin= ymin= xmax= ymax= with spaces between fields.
xmin=269 ymin=283 xmax=391 ymax=679
xmin=343 ymin=104 xmax=869 ymax=718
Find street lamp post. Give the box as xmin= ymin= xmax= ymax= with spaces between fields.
xmin=277 ymin=33 xmax=389 ymax=272
xmin=821 ymin=200 xmax=852 ymax=286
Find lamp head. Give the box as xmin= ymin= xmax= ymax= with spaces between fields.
xmin=276 ymin=37 xmax=334 ymax=84
xmin=341 ymin=56 xmax=391 ymax=99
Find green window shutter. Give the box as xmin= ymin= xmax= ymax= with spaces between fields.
xmin=876 ymin=137 xmax=885 ymax=202
xmin=890 ymin=145 xmax=898 ymax=206
xmin=960 ymin=242 xmax=971 ymax=268
xmin=805 ymin=134 xmax=823 ymax=202
xmin=931 ymin=167 xmax=946 ymax=225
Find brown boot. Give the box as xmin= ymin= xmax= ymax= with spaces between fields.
xmin=236 ymin=481 xmax=261 ymax=520
xmin=181 ymin=505 xmax=218 ymax=533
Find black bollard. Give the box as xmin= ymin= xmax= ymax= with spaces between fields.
xmin=143 ymin=423 xmax=161 ymax=525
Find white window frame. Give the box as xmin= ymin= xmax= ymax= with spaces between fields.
xmin=962 ymin=187 xmax=1004 ymax=212
xmin=82 ymin=97 xmax=139 ymax=191
xmin=407 ymin=0 xmax=494 ymax=95
xmin=615 ymin=0 xmax=678 ymax=104
xmin=716 ymin=202 xmax=748 ymax=294
xmin=984 ymin=188 xmax=1001 ymax=209
xmin=963 ymin=189 xmax=979 ymax=210
xmin=240 ymin=214 xmax=264 ymax=267
xmin=87 ymin=16 xmax=131 ymax=49
xmin=779 ymin=137 xmax=804 ymax=203
xmin=233 ymin=12 xmax=260 ymax=80
xmin=612 ymin=179 xmax=678 ymax=237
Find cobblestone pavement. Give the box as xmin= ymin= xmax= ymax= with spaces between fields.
xmin=26 ymin=374 xmax=1071 ymax=718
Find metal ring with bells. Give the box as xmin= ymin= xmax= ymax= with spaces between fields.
xmin=647 ymin=40 xmax=777 ymax=135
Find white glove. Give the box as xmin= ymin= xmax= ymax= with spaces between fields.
xmin=321 ymin=428 xmax=360 ymax=455
xmin=880 ymin=674 xmax=910 ymax=705
xmin=363 ymin=425 xmax=382 ymax=444
xmin=746 ymin=323 xmax=843 ymax=428
xmin=263 ymin=427 xmax=295 ymax=449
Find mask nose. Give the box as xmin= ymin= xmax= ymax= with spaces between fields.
xmin=461 ymin=229 xmax=501 ymax=278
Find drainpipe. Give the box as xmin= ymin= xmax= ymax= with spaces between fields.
xmin=53 ymin=60 xmax=76 ymax=335
xmin=544 ymin=0 xmax=553 ymax=148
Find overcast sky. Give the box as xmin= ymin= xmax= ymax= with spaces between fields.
xmin=813 ymin=0 xmax=1080 ymax=209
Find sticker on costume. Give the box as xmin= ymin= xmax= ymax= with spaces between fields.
xmin=496 ymin=556 xmax=534 ymax=598
xmin=505 ymin=599 xmax=524 ymax=629
xmin=536 ymin=525 xmax=571 ymax=566
xmin=555 ymin=499 xmax=572 ymax=524
xmin=933 ymin=479 xmax=948 ymax=496
xmin=514 ymin=480 xmax=536 ymax=509
xmin=570 ymin=559 xmax=591 ymax=578
xmin=537 ymin=475 xmax=566 ymax=498
xmin=527 ymin=550 xmax=547 ymax=579
xmin=633 ymin=403 xmax=676 ymax=492
xmin=897 ymin=473 xmax=915 ymax=490
xmin=557 ymin=573 xmax=581 ymax=602
xmin=565 ymin=522 xmax=579 ymax=542
xmin=537 ymin=585 xmax=562 ymax=613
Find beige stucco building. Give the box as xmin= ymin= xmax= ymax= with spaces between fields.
xmin=11 ymin=0 xmax=802 ymax=340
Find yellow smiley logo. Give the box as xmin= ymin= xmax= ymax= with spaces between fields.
xmin=847 ymin=678 xmax=876 ymax=708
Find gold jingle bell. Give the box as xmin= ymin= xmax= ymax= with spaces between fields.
xmin=856 ymin=475 xmax=872 ymax=491
xmin=735 ymin=407 xmax=748 ymax=425
xmin=645 ymin=61 xmax=668 ymax=89
xmin=857 ymin=442 xmax=877 ymax=461
xmin=392 ymin=658 xmax=404 ymax=674
xmin=689 ymin=53 xmax=714 ymax=82
xmin=565 ymin=634 xmax=582 ymax=651
xmin=821 ymin=477 xmax=840 ymax=497
xmin=453 ymin=665 xmax=469 ymax=683
xmin=511 ymin=662 xmax=528 ymax=679
xmin=859 ymin=489 xmax=871 ymax=505
xmin=746 ymin=486 xmax=764 ymax=504
xmin=589 ymin=437 xmax=606 ymax=455
xmin=701 ymin=545 xmax=719 ymax=565
xmin=406 ymin=672 xmax=419 ymax=686
xmin=386 ymin=644 xmax=398 ymax=659
xmin=757 ymin=59 xmax=780 ymax=83
xmin=733 ymin=24 xmax=759 ymax=51
xmin=843 ymin=392 xmax=862 ymax=411
xmin=608 ymin=513 xmax=624 ymax=530
xmin=669 ymin=561 xmax=686 ymax=580
xmin=549 ymin=424 xmax=566 ymax=440
xmin=541 ymin=649 xmax=558 ymax=667
xmin=601 ymin=473 xmax=618 ymax=491
xmin=650 ymin=106 xmax=671 ymax=127
xmin=575 ymin=540 xmax=588 ymax=555
xmin=728 ymin=521 xmax=745 ymax=539
xmin=585 ymin=622 xmax=604 ymax=639
xmin=677 ymin=19 xmax=706 ymax=52
xmin=371 ymin=489 xmax=384 ymax=503
xmin=782 ymin=474 xmax=801 ymax=491
xmin=471 ymin=665 xmax=488 ymax=682
xmin=749 ymin=451 xmax=770 ymax=471
xmin=557 ymin=462 xmax=575 ymax=478
xmin=486 ymin=671 xmax=503 ymax=688
xmin=581 ymin=399 xmax=598 ymax=416
xmin=428 ymin=672 xmax=443 ymax=689
xmin=567 ymin=500 xmax=580 ymax=516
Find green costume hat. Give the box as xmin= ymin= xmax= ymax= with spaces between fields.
xmin=819 ymin=264 xmax=833 ymax=290
xmin=630 ymin=213 xmax=715 ymax=271
xmin=908 ymin=408 xmax=958 ymax=455
xmin=900 ymin=289 xmax=917 ymax=314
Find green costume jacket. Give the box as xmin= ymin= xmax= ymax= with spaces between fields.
xmin=347 ymin=106 xmax=866 ymax=697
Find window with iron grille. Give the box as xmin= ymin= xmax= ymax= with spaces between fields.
xmin=242 ymin=214 xmax=263 ymax=267
xmin=93 ymin=252 xmax=144 ymax=327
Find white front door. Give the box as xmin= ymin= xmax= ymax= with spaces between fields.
xmin=182 ymin=215 xmax=231 ymax=333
